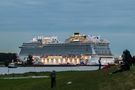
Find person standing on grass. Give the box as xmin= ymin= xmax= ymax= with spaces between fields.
xmin=98 ymin=57 xmax=102 ymax=70
xmin=50 ymin=70 xmax=56 ymax=88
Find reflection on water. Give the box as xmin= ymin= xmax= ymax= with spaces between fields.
xmin=0 ymin=66 xmax=99 ymax=74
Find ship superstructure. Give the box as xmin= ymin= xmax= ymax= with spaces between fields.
xmin=19 ymin=33 xmax=114 ymax=65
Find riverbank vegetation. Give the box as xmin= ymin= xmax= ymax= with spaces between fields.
xmin=0 ymin=66 xmax=135 ymax=90
xmin=0 ymin=53 xmax=19 ymax=66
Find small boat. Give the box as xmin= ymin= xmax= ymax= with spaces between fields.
xmin=8 ymin=63 xmax=17 ymax=68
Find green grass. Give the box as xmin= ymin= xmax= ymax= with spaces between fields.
xmin=0 ymin=66 xmax=135 ymax=90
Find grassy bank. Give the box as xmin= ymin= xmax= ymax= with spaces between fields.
xmin=0 ymin=66 xmax=135 ymax=90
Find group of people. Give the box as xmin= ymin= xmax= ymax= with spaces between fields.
xmin=111 ymin=49 xmax=133 ymax=74
xmin=98 ymin=49 xmax=135 ymax=74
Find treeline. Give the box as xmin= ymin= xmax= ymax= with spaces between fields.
xmin=0 ymin=53 xmax=18 ymax=66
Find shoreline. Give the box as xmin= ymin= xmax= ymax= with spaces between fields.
xmin=0 ymin=64 xmax=105 ymax=67
xmin=0 ymin=66 xmax=101 ymax=74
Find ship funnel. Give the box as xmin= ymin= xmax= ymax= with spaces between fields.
xmin=74 ymin=32 xmax=80 ymax=36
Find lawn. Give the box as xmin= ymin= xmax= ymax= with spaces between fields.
xmin=0 ymin=66 xmax=135 ymax=90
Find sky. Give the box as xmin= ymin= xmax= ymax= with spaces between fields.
xmin=0 ymin=0 xmax=135 ymax=56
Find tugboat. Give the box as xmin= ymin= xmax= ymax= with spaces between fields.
xmin=8 ymin=60 xmax=17 ymax=68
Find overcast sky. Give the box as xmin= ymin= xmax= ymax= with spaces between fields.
xmin=0 ymin=0 xmax=135 ymax=56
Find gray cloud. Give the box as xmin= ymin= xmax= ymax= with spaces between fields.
xmin=0 ymin=0 xmax=43 ymax=7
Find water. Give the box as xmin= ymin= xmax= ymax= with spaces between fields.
xmin=0 ymin=66 xmax=99 ymax=74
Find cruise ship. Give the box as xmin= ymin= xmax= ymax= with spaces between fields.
xmin=19 ymin=33 xmax=114 ymax=65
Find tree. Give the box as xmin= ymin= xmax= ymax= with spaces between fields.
xmin=122 ymin=49 xmax=132 ymax=65
xmin=12 ymin=53 xmax=18 ymax=62
xmin=4 ymin=60 xmax=9 ymax=67
xmin=27 ymin=55 xmax=33 ymax=65
xmin=0 ymin=53 xmax=19 ymax=66
xmin=122 ymin=49 xmax=132 ymax=70
xmin=132 ymin=56 xmax=135 ymax=64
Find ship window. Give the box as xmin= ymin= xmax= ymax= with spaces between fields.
xmin=51 ymin=59 xmax=53 ymax=63
xmin=56 ymin=59 xmax=58 ymax=63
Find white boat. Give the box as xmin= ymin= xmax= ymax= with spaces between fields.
xmin=8 ymin=63 xmax=17 ymax=68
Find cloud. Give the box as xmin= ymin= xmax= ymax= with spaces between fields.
xmin=0 ymin=0 xmax=17 ymax=7
xmin=20 ymin=0 xmax=43 ymax=6
xmin=0 ymin=0 xmax=43 ymax=7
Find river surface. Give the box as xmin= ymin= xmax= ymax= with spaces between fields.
xmin=0 ymin=66 xmax=100 ymax=74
